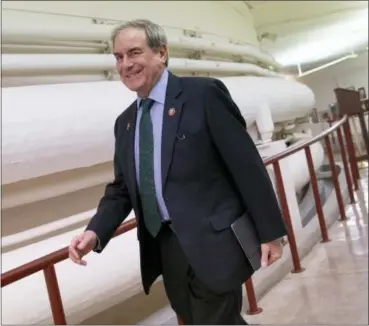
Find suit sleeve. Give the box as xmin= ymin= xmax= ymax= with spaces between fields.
xmin=85 ymin=116 xmax=133 ymax=252
xmin=205 ymin=79 xmax=287 ymax=243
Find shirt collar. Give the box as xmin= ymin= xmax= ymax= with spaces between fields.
xmin=137 ymin=69 xmax=168 ymax=108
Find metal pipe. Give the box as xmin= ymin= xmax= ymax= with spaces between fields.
xmin=3 ymin=74 xmax=108 ymax=87
xmin=2 ymin=23 xmax=112 ymax=43
xmin=2 ymin=53 xmax=114 ymax=73
xmin=2 ymin=22 xmax=279 ymax=68
xmin=2 ymin=54 xmax=280 ymax=77
xmin=2 ymin=44 xmax=101 ymax=54
xmin=4 ymin=39 xmax=107 ymax=49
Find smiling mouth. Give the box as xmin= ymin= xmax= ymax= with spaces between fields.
xmin=127 ymin=69 xmax=143 ymax=79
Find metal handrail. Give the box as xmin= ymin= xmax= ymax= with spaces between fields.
xmin=1 ymin=219 xmax=137 ymax=287
xmin=264 ymin=115 xmax=347 ymax=165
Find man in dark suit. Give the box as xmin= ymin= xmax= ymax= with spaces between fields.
xmin=69 ymin=19 xmax=287 ymax=325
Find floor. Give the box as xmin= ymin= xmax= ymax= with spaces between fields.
xmin=244 ymin=165 xmax=368 ymax=325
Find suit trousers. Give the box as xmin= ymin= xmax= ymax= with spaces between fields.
xmin=158 ymin=224 xmax=247 ymax=325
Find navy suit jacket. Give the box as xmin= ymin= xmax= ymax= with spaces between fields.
xmin=86 ymin=71 xmax=287 ymax=294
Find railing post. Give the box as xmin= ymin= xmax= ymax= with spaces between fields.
xmin=273 ymin=161 xmax=305 ymax=273
xmin=304 ymin=146 xmax=330 ymax=243
xmin=244 ymin=278 xmax=263 ymax=315
xmin=336 ymin=127 xmax=356 ymax=204
xmin=357 ymin=112 xmax=369 ymax=157
xmin=324 ymin=136 xmax=347 ymax=221
xmin=43 ymin=265 xmax=67 ymax=325
xmin=342 ymin=119 xmax=360 ymax=189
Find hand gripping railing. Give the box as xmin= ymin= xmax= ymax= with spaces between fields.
xmin=1 ymin=115 xmax=357 ymax=325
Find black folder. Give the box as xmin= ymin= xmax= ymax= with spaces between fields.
xmin=231 ymin=214 xmax=262 ymax=271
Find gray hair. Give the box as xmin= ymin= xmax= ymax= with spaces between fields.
xmin=111 ymin=19 xmax=169 ymax=67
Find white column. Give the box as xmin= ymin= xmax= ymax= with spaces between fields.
xmin=255 ymin=102 xmax=274 ymax=143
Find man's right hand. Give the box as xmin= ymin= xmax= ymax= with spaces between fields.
xmin=68 ymin=230 xmax=97 ymax=266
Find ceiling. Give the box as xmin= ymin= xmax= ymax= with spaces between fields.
xmin=246 ymin=1 xmax=368 ymax=68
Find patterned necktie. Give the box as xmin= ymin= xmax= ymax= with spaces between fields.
xmin=139 ymin=98 xmax=162 ymax=237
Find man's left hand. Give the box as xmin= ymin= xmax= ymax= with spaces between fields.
xmin=260 ymin=239 xmax=283 ymax=268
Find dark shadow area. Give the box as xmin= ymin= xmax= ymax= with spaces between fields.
xmin=297 ymin=164 xmax=342 ymax=227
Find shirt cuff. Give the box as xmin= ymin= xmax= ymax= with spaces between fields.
xmin=94 ymin=235 xmax=102 ymax=251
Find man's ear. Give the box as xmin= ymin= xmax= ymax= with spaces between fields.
xmin=158 ymin=45 xmax=168 ymax=64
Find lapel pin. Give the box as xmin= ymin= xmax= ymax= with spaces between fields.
xmin=127 ymin=122 xmax=131 ymax=131
xmin=168 ymin=108 xmax=176 ymax=116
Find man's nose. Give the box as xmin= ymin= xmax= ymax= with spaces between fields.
xmin=121 ymin=57 xmax=134 ymax=70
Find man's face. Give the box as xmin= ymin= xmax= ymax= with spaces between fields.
xmin=113 ymin=28 xmax=167 ymax=97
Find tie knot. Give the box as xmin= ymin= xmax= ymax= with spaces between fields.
xmin=141 ymin=98 xmax=154 ymax=111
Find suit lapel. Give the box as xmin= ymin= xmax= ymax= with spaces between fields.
xmin=161 ymin=72 xmax=185 ymax=188
xmin=124 ymin=102 xmax=140 ymax=210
